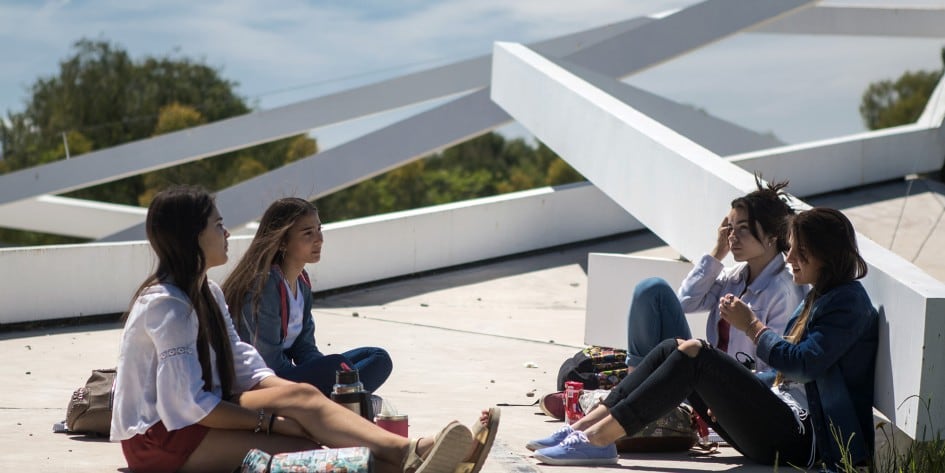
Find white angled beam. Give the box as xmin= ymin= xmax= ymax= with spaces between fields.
xmin=756 ymin=5 xmax=945 ymax=38
xmin=0 ymin=16 xmax=653 ymax=208
xmin=490 ymin=40 xmax=945 ymax=440
xmin=555 ymin=58 xmax=784 ymax=155
xmin=731 ymin=125 xmax=945 ymax=198
xmin=0 ymin=182 xmax=641 ymax=323
xmin=566 ymin=0 xmax=815 ymax=78
xmin=0 ymin=196 xmax=145 ymax=239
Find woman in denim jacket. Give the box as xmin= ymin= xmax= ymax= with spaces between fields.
xmin=529 ymin=208 xmax=878 ymax=471
xmin=223 ymin=198 xmax=392 ymax=396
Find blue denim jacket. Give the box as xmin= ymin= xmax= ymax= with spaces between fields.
xmin=756 ymin=281 xmax=878 ymax=467
xmin=235 ymin=267 xmax=323 ymax=372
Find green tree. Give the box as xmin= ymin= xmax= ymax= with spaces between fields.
xmin=316 ymin=132 xmax=585 ymax=222
xmin=860 ymin=48 xmax=944 ymax=130
xmin=0 ymin=38 xmax=316 ymax=245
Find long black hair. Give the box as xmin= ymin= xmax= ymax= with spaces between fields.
xmin=730 ymin=174 xmax=794 ymax=252
xmin=126 ymin=185 xmax=236 ymax=400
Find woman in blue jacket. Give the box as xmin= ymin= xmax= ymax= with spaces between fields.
xmin=529 ymin=207 xmax=878 ymax=471
xmin=223 ymin=198 xmax=392 ymax=396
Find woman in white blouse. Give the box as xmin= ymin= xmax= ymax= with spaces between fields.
xmin=110 ymin=186 xmax=491 ymax=473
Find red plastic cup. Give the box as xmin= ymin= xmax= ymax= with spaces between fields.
xmin=375 ymin=414 xmax=408 ymax=437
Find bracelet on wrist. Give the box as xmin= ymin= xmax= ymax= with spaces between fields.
xmin=753 ymin=327 xmax=770 ymax=344
xmin=253 ymin=408 xmax=266 ymax=433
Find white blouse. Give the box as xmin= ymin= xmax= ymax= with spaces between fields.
xmin=282 ymin=278 xmax=305 ymax=350
xmin=110 ymin=280 xmax=274 ymax=441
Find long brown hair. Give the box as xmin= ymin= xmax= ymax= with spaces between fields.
xmin=125 ymin=185 xmax=236 ymax=400
xmin=775 ymin=207 xmax=867 ymax=385
xmin=223 ymin=197 xmax=318 ymax=332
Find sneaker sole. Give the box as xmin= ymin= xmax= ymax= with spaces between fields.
xmin=525 ymin=440 xmax=552 ymax=452
xmin=533 ymin=452 xmax=619 ymax=466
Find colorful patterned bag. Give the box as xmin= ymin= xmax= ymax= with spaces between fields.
xmin=242 ymin=446 xmax=373 ymax=473
xmin=556 ymin=346 xmax=629 ymax=390
xmin=615 ymin=403 xmax=699 ymax=453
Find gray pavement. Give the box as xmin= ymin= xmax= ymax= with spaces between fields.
xmin=1 ymin=177 xmax=942 ymax=472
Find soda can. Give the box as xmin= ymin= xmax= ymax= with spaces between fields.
xmin=564 ymin=381 xmax=584 ymax=424
xmin=375 ymin=414 xmax=409 ymax=437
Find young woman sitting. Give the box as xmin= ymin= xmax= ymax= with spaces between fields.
xmin=223 ymin=197 xmax=392 ymax=395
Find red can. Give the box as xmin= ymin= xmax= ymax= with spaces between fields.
xmin=564 ymin=381 xmax=584 ymax=424
xmin=375 ymin=414 xmax=408 ymax=437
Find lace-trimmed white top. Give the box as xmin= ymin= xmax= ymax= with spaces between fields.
xmin=110 ymin=280 xmax=274 ymax=441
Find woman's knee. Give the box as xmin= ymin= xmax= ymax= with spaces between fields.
xmin=676 ymin=339 xmax=703 ymax=358
xmin=633 ymin=277 xmax=673 ymax=299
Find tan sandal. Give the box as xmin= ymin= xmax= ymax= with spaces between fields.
xmin=455 ymin=407 xmax=500 ymax=473
xmin=403 ymin=421 xmax=472 ymax=473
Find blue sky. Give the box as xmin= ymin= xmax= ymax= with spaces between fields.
xmin=1 ymin=0 xmax=943 ymax=149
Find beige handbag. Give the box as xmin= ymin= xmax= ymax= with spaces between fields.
xmin=65 ymin=368 xmax=116 ymax=436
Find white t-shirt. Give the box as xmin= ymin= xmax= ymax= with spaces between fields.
xmin=282 ymin=278 xmax=305 ymax=350
xmin=110 ymin=281 xmax=274 ymax=441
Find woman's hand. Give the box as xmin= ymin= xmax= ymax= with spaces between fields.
xmin=710 ymin=216 xmax=731 ymax=261
xmin=718 ymin=294 xmax=758 ymax=332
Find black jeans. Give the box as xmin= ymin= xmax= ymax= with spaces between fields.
xmin=601 ymin=339 xmax=813 ymax=467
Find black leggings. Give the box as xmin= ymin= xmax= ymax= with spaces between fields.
xmin=601 ymin=339 xmax=813 ymax=466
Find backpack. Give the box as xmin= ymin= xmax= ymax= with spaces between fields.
xmin=556 ymin=346 xmax=629 ymax=391
xmin=64 ymin=368 xmax=116 ymax=436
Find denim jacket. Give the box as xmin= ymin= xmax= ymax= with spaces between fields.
xmin=756 ymin=281 xmax=878 ymax=467
xmin=235 ymin=266 xmax=323 ymax=372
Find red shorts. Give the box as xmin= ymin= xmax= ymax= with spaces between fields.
xmin=121 ymin=421 xmax=210 ymax=473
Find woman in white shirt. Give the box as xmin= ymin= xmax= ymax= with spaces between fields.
xmin=110 ymin=186 xmax=492 ymax=473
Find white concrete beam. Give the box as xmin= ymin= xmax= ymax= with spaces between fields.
xmin=490 ymin=40 xmax=945 ymax=440
xmin=756 ymin=5 xmax=945 ymax=38
xmin=103 ymin=0 xmax=804 ymax=241
xmin=566 ymin=0 xmax=815 ymax=78
xmin=0 ymin=16 xmax=653 ymax=208
xmin=0 ymin=196 xmax=145 ymax=239
xmin=0 ymin=182 xmax=640 ymax=323
xmin=730 ymin=125 xmax=945 ymax=198
xmin=556 ymin=58 xmax=784 ymax=156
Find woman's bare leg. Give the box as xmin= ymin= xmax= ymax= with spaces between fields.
xmin=570 ymin=403 xmax=611 ymax=431
xmin=180 ymin=430 xmax=316 ymax=473
xmin=237 ymin=382 xmax=429 ymax=468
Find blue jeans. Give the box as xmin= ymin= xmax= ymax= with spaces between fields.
xmin=626 ymin=278 xmax=692 ymax=366
xmin=276 ymin=347 xmax=393 ymax=396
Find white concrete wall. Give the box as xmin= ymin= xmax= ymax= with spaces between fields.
xmin=585 ymin=254 xmax=707 ymax=348
xmin=0 ymin=182 xmax=641 ymax=324
xmin=490 ymin=41 xmax=945 ymax=439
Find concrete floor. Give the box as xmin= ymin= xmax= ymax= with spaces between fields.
xmin=0 ymin=177 xmax=942 ymax=472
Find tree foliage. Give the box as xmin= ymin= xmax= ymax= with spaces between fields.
xmin=316 ymin=132 xmax=583 ymax=222
xmin=0 ymin=39 xmax=315 ymax=243
xmin=860 ymin=48 xmax=944 ymax=130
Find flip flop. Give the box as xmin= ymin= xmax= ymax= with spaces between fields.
xmin=403 ymin=421 xmax=472 ymax=473
xmin=455 ymin=407 xmax=501 ymax=473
